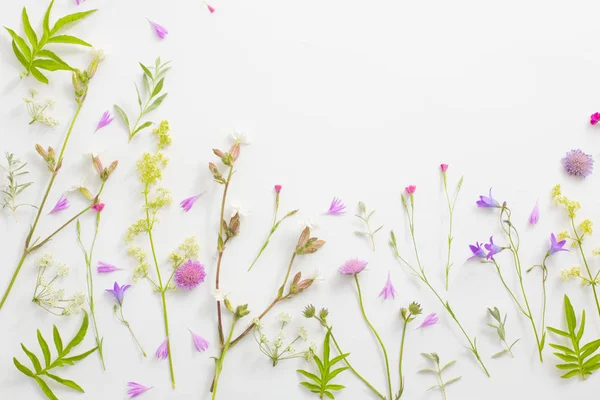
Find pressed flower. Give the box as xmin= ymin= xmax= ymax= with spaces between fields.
xmin=378 ymin=271 xmax=397 ymax=300
xmin=204 ymin=1 xmax=216 ymax=13
xmin=155 ymin=338 xmax=169 ymax=359
xmin=440 ymin=163 xmax=449 ymax=172
xmin=405 ymin=185 xmax=416 ymax=195
xmin=298 ymin=218 xmax=318 ymax=230
xmin=327 ymin=197 xmax=346 ymax=215
xmin=127 ymin=382 xmax=153 ymax=398
xmin=468 ymin=242 xmax=486 ymax=260
xmin=418 ymin=313 xmax=439 ymax=329
xmin=230 ymin=202 xmax=249 ymax=218
xmin=338 ymin=258 xmax=368 ymax=275
xmin=274 ymin=184 xmax=282 ymax=194
xmin=97 ymin=261 xmax=122 ymax=274
xmin=180 ymin=194 xmax=202 ymax=212
xmin=549 ymin=233 xmax=568 ymax=255
xmin=92 ymin=202 xmax=105 ymax=212
xmin=484 ymin=236 xmax=503 ymax=260
xmin=174 ymin=259 xmax=206 ymax=290
xmin=189 ymin=329 xmax=209 ymax=352
xmin=105 ymin=281 xmax=130 ymax=305
xmin=95 ymin=111 xmax=114 ymax=132
xmin=529 ymin=201 xmax=539 ymax=225
xmin=591 ymin=112 xmax=600 ymax=125
xmin=212 ymin=288 xmax=230 ymax=302
xmin=230 ymin=131 xmax=249 ymax=144
xmin=148 ymin=19 xmax=168 ymax=39
xmin=562 ymin=149 xmax=594 ymax=177
xmin=48 ymin=195 xmax=69 ymax=214
xmin=476 ymin=188 xmax=500 ymax=208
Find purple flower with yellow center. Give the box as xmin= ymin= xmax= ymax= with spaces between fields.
xmin=48 ymin=195 xmax=69 ymax=214
xmin=97 ymin=261 xmax=122 ymax=274
xmin=562 ymin=149 xmax=594 ymax=177
xmin=174 ymin=260 xmax=206 ymax=290
xmin=127 ymin=382 xmax=153 ymax=398
xmin=378 ymin=271 xmax=397 ymax=300
xmin=484 ymin=236 xmax=504 ymax=260
xmin=95 ymin=111 xmax=114 ymax=133
xmin=105 ymin=281 xmax=130 ymax=305
xmin=548 ymin=233 xmax=568 ymax=255
xmin=180 ymin=194 xmax=203 ymax=212
xmin=327 ymin=197 xmax=346 ymax=215
xmin=155 ymin=338 xmax=169 ymax=359
xmin=338 ymin=258 xmax=368 ymax=275
xmin=468 ymin=241 xmax=486 ymax=260
xmin=476 ymin=188 xmax=500 ymax=208
xmin=418 ymin=313 xmax=439 ymax=329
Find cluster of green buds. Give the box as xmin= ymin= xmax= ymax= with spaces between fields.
xmin=223 ymin=299 xmax=250 ymax=321
xmin=303 ymin=304 xmax=330 ymax=327
xmin=92 ymin=154 xmax=118 ymax=182
xmin=208 ymin=142 xmax=241 ymax=184
xmin=400 ymin=302 xmax=423 ymax=323
xmin=295 ymin=227 xmax=326 ymax=255
xmin=35 ymin=144 xmax=60 ymax=173
xmin=72 ymin=52 xmax=103 ymax=104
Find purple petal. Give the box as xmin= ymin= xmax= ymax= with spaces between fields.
xmin=127 ymin=382 xmax=153 ymax=398
xmin=419 ymin=313 xmax=439 ymax=329
xmin=378 ymin=271 xmax=397 ymax=300
xmin=97 ymin=261 xmax=122 ymax=274
xmin=95 ymin=111 xmax=114 ymax=132
xmin=48 ymin=196 xmax=70 ymax=214
xmin=529 ymin=201 xmax=539 ymax=225
xmin=149 ymin=20 xmax=168 ymax=39
xmin=327 ymin=197 xmax=346 ymax=215
xmin=155 ymin=338 xmax=169 ymax=359
xmin=180 ymin=194 xmax=202 ymax=212
xmin=189 ymin=329 xmax=209 ymax=352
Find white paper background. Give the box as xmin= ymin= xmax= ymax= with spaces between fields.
xmin=2 ymin=0 xmax=600 ymax=399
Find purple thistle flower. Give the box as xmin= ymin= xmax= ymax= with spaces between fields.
xmin=378 ymin=271 xmax=397 ymax=300
xmin=529 ymin=201 xmax=539 ymax=225
xmin=562 ymin=149 xmax=594 ymax=177
xmin=95 ymin=111 xmax=114 ymax=132
xmin=418 ymin=313 xmax=439 ymax=329
xmin=189 ymin=329 xmax=210 ymax=352
xmin=97 ymin=261 xmax=122 ymax=274
xmin=105 ymin=282 xmax=130 ymax=305
xmin=549 ymin=233 xmax=568 ymax=255
xmin=467 ymin=242 xmax=487 ymax=260
xmin=476 ymin=188 xmax=500 ymax=208
xmin=48 ymin=195 xmax=69 ymax=214
xmin=338 ymin=258 xmax=368 ymax=275
xmin=127 ymin=382 xmax=153 ymax=398
xmin=148 ymin=19 xmax=168 ymax=39
xmin=180 ymin=194 xmax=202 ymax=212
xmin=155 ymin=338 xmax=169 ymax=359
xmin=484 ymin=236 xmax=504 ymax=260
xmin=327 ymin=197 xmax=346 ymax=215
xmin=174 ymin=260 xmax=206 ymax=290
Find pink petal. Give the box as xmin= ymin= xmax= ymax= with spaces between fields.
xmin=189 ymin=329 xmax=210 ymax=352
xmin=205 ymin=2 xmax=215 ymax=13
xmin=155 ymin=338 xmax=169 ymax=359
xmin=148 ymin=20 xmax=168 ymax=39
xmin=529 ymin=201 xmax=539 ymax=225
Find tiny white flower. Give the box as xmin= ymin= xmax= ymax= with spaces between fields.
xmin=275 ymin=330 xmax=286 ymax=342
xmin=73 ymin=291 xmax=86 ymax=305
xmin=92 ymin=47 xmax=107 ymax=60
xmin=56 ymin=263 xmax=70 ymax=277
xmin=252 ymin=318 xmax=264 ymax=330
xmin=297 ymin=326 xmax=308 ymax=341
xmin=298 ymin=218 xmax=318 ymax=231
xmin=230 ymin=202 xmax=250 ymax=218
xmin=67 ymin=177 xmax=88 ymax=192
xmin=37 ymin=252 xmax=54 ymax=269
xmin=212 ymin=288 xmax=230 ymax=302
xmin=260 ymin=334 xmax=269 ymax=344
xmin=311 ymin=269 xmax=325 ymax=282
xmin=277 ymin=312 xmax=292 ymax=324
xmin=29 ymin=88 xmax=38 ymax=97
xmin=230 ymin=130 xmax=250 ymax=145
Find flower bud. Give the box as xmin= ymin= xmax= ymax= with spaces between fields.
xmin=295 ymin=278 xmax=313 ymax=294
xmin=303 ymin=304 xmax=316 ymax=318
xmin=230 ymin=143 xmax=240 ymax=161
xmin=213 ymin=148 xmax=227 ymax=159
xmin=72 ymin=71 xmax=82 ymax=93
xmin=107 ymin=160 xmax=118 ymax=176
xmin=79 ymin=187 xmax=94 ymax=201
xmin=224 ymin=297 xmax=234 ymax=314
xmin=319 ymin=308 xmax=329 ymax=322
xmin=291 ymin=271 xmax=301 ymax=287
xmin=54 ymin=158 xmax=63 ymax=173
xmin=35 ymin=144 xmax=47 ymax=159
xmin=297 ymin=227 xmax=310 ymax=249
xmin=88 ymin=56 xmax=100 ymax=79
xmin=47 ymin=147 xmax=55 ymax=161
xmin=234 ymin=304 xmax=250 ymax=320
xmin=408 ymin=301 xmax=423 ymax=316
xmin=209 ymin=162 xmax=226 ymax=184
xmin=228 ymin=212 xmax=240 ymax=237
xmin=92 ymin=155 xmax=104 ymax=175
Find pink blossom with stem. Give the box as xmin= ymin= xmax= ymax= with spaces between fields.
xmin=274 ymin=184 xmax=282 ymax=194
xmin=126 ymin=382 xmax=153 ymax=398
xmin=48 ymin=195 xmax=69 ymax=214
xmin=378 ymin=271 xmax=397 ymax=300
xmin=405 ymin=185 xmax=416 ymax=195
xmin=95 ymin=111 xmax=114 ymax=133
xmin=327 ymin=197 xmax=346 ymax=215
xmin=418 ymin=313 xmax=439 ymax=329
xmin=147 ymin=19 xmax=168 ymax=39
xmin=338 ymin=258 xmax=368 ymax=275
xmin=92 ymin=203 xmax=105 ymax=212
xmin=155 ymin=338 xmax=169 ymax=359
xmin=591 ymin=112 xmax=600 ymax=125
xmin=440 ymin=164 xmax=449 ymax=172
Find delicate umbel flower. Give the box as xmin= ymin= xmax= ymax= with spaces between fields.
xmin=529 ymin=201 xmax=539 ymax=225
xmin=105 ymin=282 xmax=130 ymax=305
xmin=127 ymin=382 xmax=153 ymax=398
xmin=155 ymin=338 xmax=169 ymax=359
xmin=579 ymin=219 xmax=593 ymax=235
xmin=378 ymin=271 xmax=397 ymax=300
xmin=405 ymin=185 xmax=416 ymax=195
xmin=95 ymin=111 xmax=114 ymax=132
xmin=189 ymin=329 xmax=209 ymax=352
xmin=23 ymin=89 xmax=59 ymax=126
xmin=591 ymin=112 xmax=600 ymax=125
xmin=37 ymin=253 xmax=54 ymax=268
xmin=468 ymin=242 xmax=487 ymax=260
xmin=180 ymin=194 xmax=203 ymax=212
xmin=548 ymin=233 xmax=568 ymax=255
xmin=327 ymin=197 xmax=346 ymax=215
xmin=204 ymin=1 xmax=216 ymax=13
xmin=92 ymin=202 xmax=105 ymax=212
xmin=274 ymin=184 xmax=282 ymax=194
xmin=97 ymin=261 xmax=121 ymax=274
xmin=48 ymin=195 xmax=69 ymax=214
xmin=484 ymin=237 xmax=503 ymax=260
xmin=297 ymin=326 xmax=309 ymax=340
xmin=418 ymin=313 xmax=439 ymax=329
xmin=338 ymin=258 xmax=368 ymax=275
xmin=562 ymin=149 xmax=594 ymax=177
xmin=174 ymin=259 xmax=206 ymax=290
xmin=148 ymin=19 xmax=168 ymax=39
xmin=57 ymin=263 xmax=70 ymax=277
xmin=440 ymin=163 xmax=449 ymax=172
xmin=476 ymin=188 xmax=500 ymax=208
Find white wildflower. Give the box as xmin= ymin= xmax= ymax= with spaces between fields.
xmin=230 ymin=130 xmax=250 ymax=145
xmin=277 ymin=312 xmax=292 ymax=324
xmin=298 ymin=218 xmax=318 ymax=231
xmin=297 ymin=326 xmax=309 ymax=341
xmin=212 ymin=288 xmax=230 ymax=302
xmin=37 ymin=253 xmax=54 ymax=269
xmin=230 ymin=202 xmax=250 ymax=218
xmin=252 ymin=318 xmax=264 ymax=330
xmin=56 ymin=263 xmax=70 ymax=277
xmin=73 ymin=291 xmax=86 ymax=305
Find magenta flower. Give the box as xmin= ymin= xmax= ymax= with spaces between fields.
xmin=529 ymin=201 xmax=539 ymax=225
xmin=155 ymin=338 xmax=169 ymax=359
xmin=476 ymin=188 xmax=500 ymax=208
xmin=97 ymin=261 xmax=122 ymax=274
xmin=205 ymin=1 xmax=215 ymax=13
xmin=440 ymin=164 xmax=449 ymax=172
xmin=418 ymin=313 xmax=439 ymax=329
xmin=148 ymin=19 xmax=168 ymax=39
xmin=484 ymin=236 xmax=504 ymax=260
xmin=378 ymin=271 xmax=397 ymax=300
xmin=338 ymin=258 xmax=368 ymax=275
xmin=75 ymin=0 xmax=84 ymax=5
xmin=591 ymin=112 xmax=600 ymax=125
xmin=548 ymin=233 xmax=568 ymax=255
xmin=127 ymin=382 xmax=153 ymax=398
xmin=174 ymin=260 xmax=206 ymax=290
xmin=467 ymin=242 xmax=486 ymax=260
xmin=562 ymin=149 xmax=594 ymax=177
xmin=92 ymin=202 xmax=105 ymax=212
xmin=95 ymin=111 xmax=114 ymax=132
xmin=405 ymin=185 xmax=416 ymax=195
xmin=105 ymin=281 xmax=130 ymax=305
xmin=327 ymin=197 xmax=346 ymax=215
xmin=180 ymin=194 xmax=202 ymax=212
xmin=48 ymin=195 xmax=69 ymax=214
xmin=274 ymin=184 xmax=282 ymax=194
xmin=189 ymin=329 xmax=210 ymax=352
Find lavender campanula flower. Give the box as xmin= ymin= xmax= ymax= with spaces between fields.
xmin=468 ymin=242 xmax=487 ymax=260
xmin=105 ymin=281 xmax=130 ymax=305
xmin=476 ymin=188 xmax=500 ymax=208
xmin=548 ymin=233 xmax=568 ymax=255
xmin=484 ymin=236 xmax=504 ymax=260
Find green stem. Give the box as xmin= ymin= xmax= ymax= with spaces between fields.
xmin=398 ymin=320 xmax=408 ymax=398
xmin=212 ymin=319 xmax=237 ymax=399
xmin=118 ymin=306 xmax=147 ymax=357
xmin=571 ymin=217 xmax=600 ymax=317
xmin=492 ymin=260 xmax=528 ymax=316
xmin=354 ymin=275 xmax=393 ymax=400
xmin=442 ymin=173 xmax=455 ymax=291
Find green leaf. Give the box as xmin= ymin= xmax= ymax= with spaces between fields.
xmin=548 ymin=343 xmax=574 ymax=355
xmin=313 ymin=355 xmax=324 ymax=376
xmin=580 ymin=339 xmax=600 ymax=358
xmin=44 ymin=373 xmax=84 ymax=392
xmin=427 ymin=384 xmax=442 ymax=391
xmin=22 ymin=8 xmax=38 ymax=49
xmin=132 ymin=121 xmax=153 ymax=135
xmin=33 ymin=59 xmax=71 ymax=72
xmin=329 ymin=353 xmax=349 ymax=366
xmin=145 ymin=93 xmax=168 ymax=114
xmin=556 ymin=363 xmax=580 ymax=370
xmin=554 ymin=353 xmax=578 ymax=363
xmin=561 ymin=369 xmax=581 ymax=379
xmin=11 ymin=41 xmax=30 ymax=70
xmin=539 ymin=332 xmax=546 ymax=352
xmin=51 ymin=10 xmax=97 ymax=35
xmin=576 ymin=310 xmax=586 ymax=342
xmin=114 ymin=105 xmax=130 ymax=130
xmin=139 ymin=62 xmax=153 ymax=79
xmin=37 ymin=330 xmax=51 ymax=367
xmin=441 ymin=360 xmax=456 ymax=372
xmin=492 ymin=349 xmax=509 ymax=358
xmin=151 ymin=77 xmax=165 ymax=98
xmin=47 ymin=35 xmax=91 ymax=47
xmin=418 ymin=368 xmax=438 ymax=374
xmin=564 ymin=295 xmax=576 ymax=335
xmin=586 ymin=362 xmax=600 ymax=372
xmin=33 ymin=376 xmax=58 ymax=400
xmin=297 ymin=370 xmax=321 ymax=384
xmin=325 ymin=384 xmax=345 ymax=391
xmin=445 ymin=376 xmax=462 ymax=386
xmin=323 ymin=391 xmax=334 ymax=399
xmin=583 ymin=354 xmax=600 ymax=369
xmin=299 ymin=381 xmax=321 ymax=391
xmin=21 ymin=344 xmax=42 ymax=373
xmin=326 ymin=367 xmax=348 ymax=382
xmin=135 ymin=83 xmax=142 ymax=108
xmin=37 ymin=49 xmax=73 ymax=70
xmin=64 ymin=311 xmax=89 ymax=354
xmin=547 ymin=326 xmax=570 ymax=338
xmin=30 ymin=67 xmax=49 ymax=84
xmin=4 ymin=28 xmax=31 ymax=59
xmin=63 ymin=346 xmax=97 ymax=363
xmin=53 ymin=325 xmax=63 ymax=354
xmin=13 ymin=358 xmax=34 ymax=377
xmin=43 ymin=0 xmax=55 ymax=36
xmin=323 ymin=331 xmax=331 ymax=366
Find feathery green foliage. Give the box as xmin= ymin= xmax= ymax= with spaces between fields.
xmin=487 ymin=307 xmax=520 ymax=358
xmin=419 ymin=353 xmax=461 ymax=399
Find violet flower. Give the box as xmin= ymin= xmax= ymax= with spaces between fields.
xmin=562 ymin=149 xmax=594 ymax=177
xmin=338 ymin=258 xmax=368 ymax=275
xmin=591 ymin=112 xmax=600 ymax=125
xmin=484 ymin=236 xmax=504 ymax=260
xmin=405 ymin=185 xmax=416 ymax=195
xmin=476 ymin=188 xmax=500 ymax=208
xmin=418 ymin=313 xmax=439 ymax=329
xmin=378 ymin=271 xmax=397 ymax=300
xmin=189 ymin=329 xmax=210 ymax=352
xmin=467 ymin=242 xmax=486 ymax=260
xmin=548 ymin=233 xmax=568 ymax=255
xmin=127 ymin=382 xmax=153 ymax=398
xmin=180 ymin=194 xmax=202 ymax=212
xmin=148 ymin=19 xmax=168 ymax=39
xmin=174 ymin=259 xmax=206 ymax=290
xmin=155 ymin=338 xmax=169 ymax=359
xmin=97 ymin=261 xmax=122 ymax=274
xmin=327 ymin=197 xmax=346 ymax=215
xmin=48 ymin=195 xmax=69 ymax=214
xmin=529 ymin=201 xmax=539 ymax=225
xmin=105 ymin=281 xmax=130 ymax=305
xmin=95 ymin=111 xmax=114 ymax=132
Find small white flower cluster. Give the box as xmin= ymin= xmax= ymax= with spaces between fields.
xmin=33 ymin=253 xmax=84 ymax=317
xmin=23 ymin=89 xmax=59 ymax=127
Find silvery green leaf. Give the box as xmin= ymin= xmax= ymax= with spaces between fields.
xmin=445 ymin=376 xmax=461 ymax=386
xmin=492 ymin=349 xmax=509 ymax=358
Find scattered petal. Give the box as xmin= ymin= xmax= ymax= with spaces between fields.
xmin=327 ymin=197 xmax=346 ymax=215
xmin=48 ymin=196 xmax=69 ymax=214
xmin=529 ymin=201 xmax=539 ymax=225
xmin=127 ymin=382 xmax=153 ymax=398
xmin=95 ymin=111 xmax=114 ymax=132
xmin=378 ymin=271 xmax=397 ymax=300
xmin=148 ymin=19 xmax=168 ymax=39
xmin=180 ymin=194 xmax=203 ymax=212
xmin=155 ymin=338 xmax=169 ymax=359
xmin=97 ymin=261 xmax=122 ymax=274
xmin=418 ymin=313 xmax=439 ymax=329
xmin=189 ymin=329 xmax=210 ymax=352
xmin=212 ymin=288 xmax=230 ymax=302
xmin=204 ymin=1 xmax=216 ymax=13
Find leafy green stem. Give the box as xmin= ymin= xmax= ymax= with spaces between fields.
xmin=570 ymin=217 xmax=600 ymax=317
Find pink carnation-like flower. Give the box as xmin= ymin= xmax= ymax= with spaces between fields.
xmin=591 ymin=112 xmax=600 ymax=125
xmin=338 ymin=258 xmax=368 ymax=275
xmin=174 ymin=260 xmax=206 ymax=290
xmin=440 ymin=164 xmax=448 ymax=172
xmin=92 ymin=203 xmax=105 ymax=212
xmin=405 ymin=185 xmax=416 ymax=195
xmin=274 ymin=184 xmax=282 ymax=194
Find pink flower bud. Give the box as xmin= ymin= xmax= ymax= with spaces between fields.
xmin=274 ymin=185 xmax=282 ymax=194
xmin=591 ymin=112 xmax=600 ymax=125
xmin=440 ymin=164 xmax=448 ymax=172
xmin=405 ymin=185 xmax=416 ymax=195
xmin=92 ymin=203 xmax=105 ymax=212
xmin=205 ymin=2 xmax=215 ymax=13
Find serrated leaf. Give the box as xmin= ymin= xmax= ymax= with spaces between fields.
xmin=13 ymin=358 xmax=34 ymax=377
xmin=145 ymin=93 xmax=167 ymax=114
xmin=30 ymin=67 xmax=49 ymax=84
xmin=37 ymin=330 xmax=51 ymax=367
xmin=21 ymin=344 xmax=42 ymax=373
xmin=326 ymin=367 xmax=348 ymax=382
xmin=47 ymin=35 xmax=91 ymax=47
xmin=33 ymin=376 xmax=58 ymax=400
xmin=22 ymin=8 xmax=38 ymax=49
xmin=132 ymin=121 xmax=153 ymax=135
xmin=314 ymin=355 xmax=324 ymax=376
xmin=581 ymin=339 xmax=600 ymax=359
xmin=151 ymin=77 xmax=164 ymax=98
xmin=51 ymin=10 xmax=97 ymax=35
xmin=583 ymin=354 xmax=600 ymax=369
xmin=64 ymin=311 xmax=88 ymax=354
xmin=11 ymin=41 xmax=30 ymax=69
xmin=45 ymin=373 xmax=84 ymax=392
xmin=113 ymin=105 xmax=130 ymax=130
xmin=329 ymin=353 xmax=349 ymax=366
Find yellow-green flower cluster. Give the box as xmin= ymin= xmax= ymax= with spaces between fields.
xmin=153 ymin=120 xmax=172 ymax=150
xmin=147 ymin=187 xmax=172 ymax=214
xmin=557 ymin=231 xmax=570 ymax=241
xmin=137 ymin=152 xmax=168 ymax=186
xmin=125 ymin=219 xmax=149 ymax=242
xmin=593 ymin=248 xmax=600 ymax=256
xmin=128 ymin=245 xmax=149 ymax=281
xmin=560 ymin=266 xmax=581 ymax=281
xmin=579 ymin=219 xmax=593 ymax=236
xmin=169 ymin=237 xmax=200 ymax=268
xmin=551 ymin=184 xmax=581 ymax=218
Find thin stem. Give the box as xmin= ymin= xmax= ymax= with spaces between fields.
xmin=437 ymin=362 xmax=448 ymax=400
xmin=117 ymin=306 xmax=147 ymax=357
xmin=491 ymin=259 xmax=528 ymax=316
xmin=442 ymin=173 xmax=456 ymax=291
xmin=398 ymin=320 xmax=408 ymax=398
xmin=354 ymin=275 xmax=393 ymax=400
xmin=212 ymin=319 xmax=237 ymax=399
xmin=571 ymin=217 xmax=600 ymax=316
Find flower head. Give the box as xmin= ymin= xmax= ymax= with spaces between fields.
xmin=230 ymin=131 xmax=249 ymax=144
xmin=97 ymin=261 xmax=121 ymax=274
xmin=155 ymin=338 xmax=169 ymax=359
xmin=297 ymin=326 xmax=309 ymax=340
xmin=484 ymin=236 xmax=504 ymax=260
xmin=549 ymin=233 xmax=568 ymax=255
xmin=562 ymin=149 xmax=594 ymax=177
xmin=476 ymin=188 xmax=500 ymax=208
xmin=277 ymin=312 xmax=292 ymax=324
xmin=148 ymin=19 xmax=168 ymax=39
xmin=95 ymin=111 xmax=114 ymax=132
xmin=327 ymin=197 xmax=346 ymax=215
xmin=405 ymin=185 xmax=416 ymax=195
xmin=230 ymin=202 xmax=249 ymax=218
xmin=92 ymin=202 xmax=105 ymax=212
xmin=591 ymin=112 xmax=600 ymax=125
xmin=378 ymin=271 xmax=397 ymax=300
xmin=49 ymin=196 xmax=69 ymax=214
xmin=174 ymin=260 xmax=206 ymax=290
xmin=529 ymin=201 xmax=539 ymax=225
xmin=274 ymin=184 xmax=282 ymax=194
xmin=105 ymin=281 xmax=130 ymax=305
xmin=127 ymin=382 xmax=153 ymax=399
xmin=338 ymin=258 xmax=368 ymax=275
xmin=418 ymin=313 xmax=439 ymax=329
xmin=180 ymin=194 xmax=203 ymax=212
xmin=189 ymin=329 xmax=209 ymax=352
xmin=440 ymin=164 xmax=449 ymax=172
xmin=468 ymin=241 xmax=487 ymax=260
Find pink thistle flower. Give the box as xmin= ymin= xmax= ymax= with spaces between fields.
xmin=591 ymin=112 xmax=600 ymax=125
xmin=327 ymin=197 xmax=346 ymax=215
xmin=155 ymin=338 xmax=169 ymax=359
xmin=92 ymin=202 xmax=105 ymax=212
xmin=562 ymin=149 xmax=594 ymax=177
xmin=204 ymin=1 xmax=215 ymax=13
xmin=418 ymin=313 xmax=439 ymax=329
xmin=189 ymin=329 xmax=210 ymax=352
xmin=440 ymin=164 xmax=449 ymax=172
xmin=529 ymin=201 xmax=539 ymax=225
xmin=97 ymin=261 xmax=122 ymax=274
xmin=147 ymin=19 xmax=168 ymax=39
xmin=405 ymin=185 xmax=416 ymax=195
xmin=127 ymin=382 xmax=153 ymax=398
xmin=48 ymin=195 xmax=69 ymax=214
xmin=174 ymin=260 xmax=206 ymax=290
xmin=338 ymin=258 xmax=368 ymax=275
xmin=95 ymin=111 xmax=114 ymax=133
xmin=378 ymin=271 xmax=397 ymax=300
xmin=180 ymin=194 xmax=202 ymax=212
xmin=274 ymin=184 xmax=282 ymax=194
